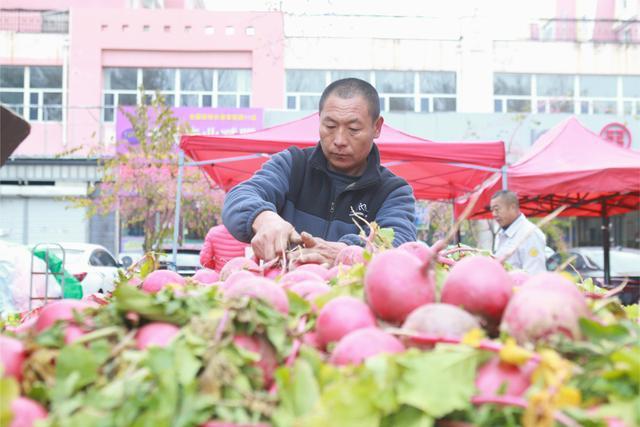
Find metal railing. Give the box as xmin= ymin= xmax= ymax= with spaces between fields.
xmin=0 ymin=9 xmax=69 ymax=34
xmin=532 ymin=18 xmax=640 ymax=44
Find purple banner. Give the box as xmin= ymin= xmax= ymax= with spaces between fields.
xmin=115 ymin=107 xmax=263 ymax=151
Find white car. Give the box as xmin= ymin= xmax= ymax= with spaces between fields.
xmin=54 ymin=243 xmax=121 ymax=295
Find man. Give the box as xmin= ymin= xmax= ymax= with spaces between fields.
xmin=490 ymin=190 xmax=547 ymax=274
xmin=222 ymin=78 xmax=416 ymax=265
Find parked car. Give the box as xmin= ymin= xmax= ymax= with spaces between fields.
xmin=52 ymin=243 xmax=122 ymax=295
xmin=157 ymin=246 xmax=203 ymax=277
xmin=547 ymin=246 xmax=640 ymax=305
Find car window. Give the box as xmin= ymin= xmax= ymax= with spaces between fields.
xmin=572 ymin=254 xmax=587 ymax=270
xmin=90 ymin=250 xmax=118 ymax=267
xmin=581 ymin=249 xmax=640 ymax=273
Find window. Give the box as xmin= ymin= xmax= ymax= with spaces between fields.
xmin=90 ymin=250 xmax=118 ymax=267
xmin=285 ymin=69 xmax=457 ymax=113
xmin=493 ymin=73 xmax=532 ymax=112
xmin=536 ymin=74 xmax=574 ymax=113
xmin=0 ymin=66 xmax=63 ymax=121
xmin=102 ymin=67 xmax=252 ymax=121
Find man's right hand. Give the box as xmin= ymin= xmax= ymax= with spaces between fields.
xmin=251 ymin=211 xmax=301 ymax=261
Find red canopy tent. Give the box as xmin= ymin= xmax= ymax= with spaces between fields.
xmin=455 ymin=116 xmax=640 ymax=283
xmin=179 ymin=113 xmax=506 ymax=201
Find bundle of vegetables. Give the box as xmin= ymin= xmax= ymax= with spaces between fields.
xmin=1 ymin=227 xmax=638 ymax=427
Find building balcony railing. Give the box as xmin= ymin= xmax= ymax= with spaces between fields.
xmin=531 ymin=18 xmax=640 ymax=44
xmin=0 ymin=9 xmax=69 ymax=34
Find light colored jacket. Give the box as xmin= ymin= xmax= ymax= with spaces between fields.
xmin=494 ymin=213 xmax=547 ymax=274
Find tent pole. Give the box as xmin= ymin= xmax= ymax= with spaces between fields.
xmin=172 ymin=150 xmax=185 ymax=273
xmin=450 ymin=199 xmax=460 ymax=244
xmin=601 ymin=200 xmax=611 ymax=286
xmin=501 ymin=165 xmax=508 ymax=190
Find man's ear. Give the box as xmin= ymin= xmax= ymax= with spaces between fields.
xmin=373 ymin=116 xmax=383 ymax=138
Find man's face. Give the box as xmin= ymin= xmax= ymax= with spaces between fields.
xmin=490 ymin=196 xmax=519 ymax=228
xmin=319 ymin=94 xmax=383 ymax=176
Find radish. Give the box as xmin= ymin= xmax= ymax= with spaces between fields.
xmin=288 ymin=280 xmax=331 ymax=302
xmin=35 ymin=300 xmax=96 ymax=332
xmin=224 ymin=277 xmax=289 ymax=314
xmin=441 ymin=256 xmax=513 ymax=328
xmin=508 ymin=270 xmax=530 ymax=287
xmin=475 ymin=357 xmax=535 ymax=397
xmin=9 ymin=397 xmax=48 ymax=427
xmin=192 ymin=269 xmax=219 ymax=285
xmin=326 ymin=265 xmax=341 ymax=281
xmin=330 ymin=327 xmax=405 ymax=365
xmin=316 ymin=296 xmax=377 ymax=348
xmin=219 ymin=257 xmax=259 ymax=281
xmin=399 ymin=241 xmax=433 ymax=263
xmin=294 ymin=263 xmax=331 ymax=280
xmin=141 ymin=270 xmax=186 ymax=293
xmin=233 ymin=334 xmax=278 ymax=386
xmin=279 ymin=270 xmax=325 ymax=289
xmin=334 ymin=245 xmax=365 ymax=266
xmin=301 ymin=331 xmax=322 ymax=350
xmin=402 ymin=303 xmax=480 ymax=346
xmin=222 ymin=270 xmax=256 ymax=290
xmin=136 ymin=322 xmax=180 ymax=350
xmin=0 ymin=335 xmax=25 ymax=381
xmin=64 ymin=325 xmax=87 ymax=345
xmin=501 ymin=273 xmax=589 ymax=344
xmin=263 ymin=267 xmax=281 ymax=279
xmin=364 ymin=248 xmax=436 ymax=324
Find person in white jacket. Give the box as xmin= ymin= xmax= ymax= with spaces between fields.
xmin=490 ymin=190 xmax=547 ymax=275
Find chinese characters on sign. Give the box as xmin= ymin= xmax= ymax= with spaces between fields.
xmin=600 ymin=122 xmax=632 ymax=149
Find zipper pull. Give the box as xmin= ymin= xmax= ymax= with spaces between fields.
xmin=329 ymin=201 xmax=335 ymax=214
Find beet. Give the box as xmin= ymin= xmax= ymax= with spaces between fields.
xmin=316 ymin=296 xmax=377 ymax=348
xmin=330 ymin=327 xmax=405 ymax=365
xmin=364 ymin=248 xmax=436 ymax=324
xmin=141 ymin=270 xmax=186 ymax=293
xmin=0 ymin=335 xmax=25 ymax=381
xmin=136 ymin=322 xmax=180 ymax=350
xmin=402 ymin=303 xmax=480 ymax=342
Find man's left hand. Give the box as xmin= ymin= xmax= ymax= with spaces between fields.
xmin=289 ymin=232 xmax=347 ymax=267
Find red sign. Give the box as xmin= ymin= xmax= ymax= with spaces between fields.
xmin=600 ymin=122 xmax=632 ymax=149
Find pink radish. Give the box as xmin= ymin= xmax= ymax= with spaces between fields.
xmin=35 ymin=300 xmax=96 ymax=332
xmin=233 ymin=334 xmax=278 ymax=387
xmin=402 ymin=303 xmax=480 ymax=346
xmin=288 ymin=280 xmax=331 ymax=302
xmin=224 ymin=277 xmax=289 ymax=314
xmin=294 ymin=263 xmax=331 ymax=280
xmin=316 ymin=296 xmax=377 ymax=348
xmin=364 ymin=248 xmax=436 ymax=324
xmin=326 ymin=265 xmax=341 ymax=280
xmin=223 ymin=270 xmax=256 ymax=290
xmin=441 ymin=256 xmax=513 ymax=328
xmin=302 ymin=331 xmax=322 ymax=350
xmin=141 ymin=270 xmax=186 ymax=293
xmin=136 ymin=322 xmax=180 ymax=350
xmin=508 ymin=270 xmax=531 ymax=287
xmin=219 ymin=257 xmax=259 ymax=281
xmin=501 ymin=273 xmax=589 ymax=344
xmin=0 ymin=335 xmax=25 ymax=381
xmin=192 ymin=269 xmax=219 ymax=284
xmin=475 ymin=357 xmax=535 ymax=397
xmin=334 ymin=245 xmax=365 ymax=266
xmin=9 ymin=397 xmax=48 ymax=427
xmin=330 ymin=327 xmax=405 ymax=365
xmin=279 ymin=270 xmax=325 ymax=289
xmin=399 ymin=241 xmax=433 ymax=263
xmin=64 ymin=325 xmax=87 ymax=345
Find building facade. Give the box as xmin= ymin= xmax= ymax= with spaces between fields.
xmin=1 ymin=0 xmax=639 ymax=253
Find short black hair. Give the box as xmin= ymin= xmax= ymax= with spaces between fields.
xmin=318 ymin=78 xmax=380 ymax=122
xmin=491 ymin=190 xmax=519 ymax=209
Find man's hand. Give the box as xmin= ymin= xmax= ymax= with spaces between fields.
xmin=289 ymin=232 xmax=347 ymax=267
xmin=251 ymin=211 xmax=301 ymax=261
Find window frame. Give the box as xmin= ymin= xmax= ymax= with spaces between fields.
xmin=0 ymin=65 xmax=63 ymax=122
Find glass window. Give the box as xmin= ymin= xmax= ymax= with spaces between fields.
xmin=119 ymin=93 xmax=137 ymax=105
xmin=592 ymin=101 xmax=617 ymax=114
xmin=375 ymin=71 xmax=414 ymax=93
xmin=0 ymin=92 xmax=23 ymax=115
xmin=180 ymin=94 xmax=199 ymax=106
xmin=180 ymin=68 xmax=212 ymax=91
xmin=331 ymin=70 xmax=370 ymax=82
xmin=388 ymin=97 xmax=414 ymax=111
xmin=536 ymin=74 xmax=574 ymax=96
xmin=30 ymin=66 xmax=62 ymax=88
xmin=43 ymin=92 xmax=62 ymax=121
xmin=433 ymin=97 xmax=456 ymax=111
xmin=104 ymin=93 xmax=115 ymax=106
xmin=0 ymin=66 xmax=24 ymax=88
xmin=494 ymin=73 xmax=531 ymax=95
xmin=218 ymin=69 xmax=251 ymax=92
xmin=494 ymin=99 xmax=503 ymax=112
xmin=549 ymin=100 xmax=574 ymax=113
xmin=420 ymin=72 xmax=456 ymax=94
xmin=300 ymin=95 xmax=320 ymax=110
xmin=286 ymin=95 xmax=296 ymax=109
xmin=622 ymin=76 xmax=640 ymax=97
xmin=142 ymin=68 xmax=175 ymax=90
xmin=217 ymin=94 xmax=236 ymax=107
xmin=105 ymin=68 xmax=138 ymax=90
xmin=29 ymin=93 xmax=39 ymax=119
xmin=239 ymin=94 xmax=250 ymax=107
xmin=506 ymin=99 xmax=531 ymax=112
xmin=202 ymin=94 xmax=212 ymax=107
xmin=580 ymin=75 xmax=616 ymax=97
xmin=421 ymin=98 xmax=431 ymax=112
xmin=286 ymin=70 xmax=326 ymax=92
xmin=580 ymin=101 xmax=589 ymax=114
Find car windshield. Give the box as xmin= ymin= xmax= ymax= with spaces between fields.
xmin=158 ymin=253 xmax=201 ymax=267
xmin=581 ymin=249 xmax=640 ymax=274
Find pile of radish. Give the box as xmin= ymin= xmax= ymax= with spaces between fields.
xmin=1 ymin=238 xmax=637 ymax=427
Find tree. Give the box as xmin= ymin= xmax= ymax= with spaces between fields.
xmin=71 ymin=93 xmax=224 ymax=252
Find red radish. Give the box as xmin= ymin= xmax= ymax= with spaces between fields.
xmin=9 ymin=397 xmax=48 ymax=427
xmin=278 ymin=270 xmax=325 ymax=289
xmin=192 ymin=269 xmax=219 ymax=284
xmin=475 ymin=357 xmax=535 ymax=397
xmin=263 ymin=267 xmax=281 ymax=279
xmin=441 ymin=256 xmax=513 ymax=327
xmin=35 ymin=300 xmax=96 ymax=332
xmin=0 ymin=335 xmax=25 ymax=381
xmin=330 ymin=327 xmax=405 ymax=365
xmin=334 ymin=245 xmax=365 ymax=266
xmin=219 ymin=257 xmax=259 ymax=281
xmin=136 ymin=322 xmax=180 ymax=350
xmin=501 ymin=273 xmax=589 ymax=344
xmin=233 ymin=334 xmax=278 ymax=386
xmin=399 ymin=241 xmax=433 ymax=263
xmin=402 ymin=303 xmax=480 ymax=345
xmin=508 ymin=270 xmax=531 ymax=287
xmin=288 ymin=280 xmax=331 ymax=301
xmin=326 ymin=265 xmax=341 ymax=280
xmin=364 ymin=248 xmax=436 ymax=324
xmin=224 ymin=277 xmax=289 ymax=314
xmin=316 ymin=296 xmax=377 ymax=348
xmin=141 ymin=270 xmax=185 ymax=293
xmin=302 ymin=331 xmax=322 ymax=350
xmin=64 ymin=325 xmax=87 ymax=344
xmin=294 ymin=263 xmax=331 ymax=280
xmin=223 ymin=270 xmax=256 ymax=290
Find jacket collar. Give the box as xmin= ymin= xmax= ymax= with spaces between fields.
xmin=501 ymin=213 xmax=526 ymax=237
xmin=309 ymin=142 xmax=382 ymax=189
